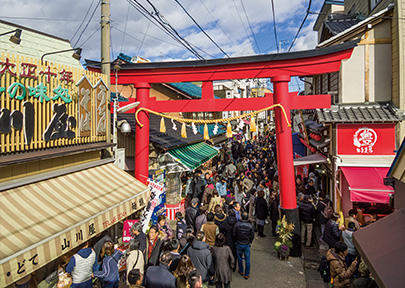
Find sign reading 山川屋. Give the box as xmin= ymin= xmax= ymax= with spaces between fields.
xmin=0 ymin=53 xmax=109 ymax=154
xmin=336 ymin=124 xmax=396 ymax=155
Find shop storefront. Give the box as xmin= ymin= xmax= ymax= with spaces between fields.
xmin=336 ymin=123 xmax=396 ymax=217
xmin=0 ymin=50 xmax=150 ymax=287
xmin=314 ymin=103 xmax=403 ymax=217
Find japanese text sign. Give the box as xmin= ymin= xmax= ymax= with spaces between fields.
xmin=336 ymin=124 xmax=395 ymax=155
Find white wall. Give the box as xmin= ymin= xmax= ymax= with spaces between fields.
xmin=369 ymin=43 xmax=392 ymax=102
xmin=341 ymin=45 xmax=365 ymax=103
xmin=0 ymin=21 xmax=82 ymax=68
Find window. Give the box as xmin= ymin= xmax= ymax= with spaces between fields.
xmin=370 ymin=0 xmax=381 ymax=11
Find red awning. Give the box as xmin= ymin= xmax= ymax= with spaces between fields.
xmin=341 ymin=167 xmax=395 ymax=203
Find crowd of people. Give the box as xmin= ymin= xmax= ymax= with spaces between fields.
xmin=64 ymin=132 xmax=380 ymax=288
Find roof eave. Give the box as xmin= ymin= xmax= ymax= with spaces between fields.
xmin=317 ymin=5 xmax=394 ymax=48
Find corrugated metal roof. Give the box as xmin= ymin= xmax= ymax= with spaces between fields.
xmin=323 ymin=14 xmax=363 ymax=35
xmin=316 ymin=103 xmax=404 ymax=123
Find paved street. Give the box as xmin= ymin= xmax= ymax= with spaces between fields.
xmin=231 ymin=223 xmax=307 ymax=288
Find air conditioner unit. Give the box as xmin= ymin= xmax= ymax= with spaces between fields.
xmin=114 ymin=148 xmax=126 ymax=170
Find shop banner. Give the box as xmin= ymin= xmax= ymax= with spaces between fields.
xmin=294 ymin=153 xmax=309 ymax=178
xmin=140 ymin=179 xmax=166 ymax=232
xmin=122 ymin=220 xmax=139 ymax=243
xmin=336 ymin=124 xmax=395 ymax=155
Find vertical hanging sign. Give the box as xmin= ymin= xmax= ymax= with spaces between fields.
xmin=94 ymin=79 xmax=107 ymax=136
xmin=76 ymin=76 xmax=92 ymax=137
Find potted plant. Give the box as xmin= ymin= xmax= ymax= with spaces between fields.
xmin=274 ymin=215 xmax=295 ymax=260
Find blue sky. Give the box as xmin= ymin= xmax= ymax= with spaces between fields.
xmin=1 ymin=0 xmax=327 ymax=91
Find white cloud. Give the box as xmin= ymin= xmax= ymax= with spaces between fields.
xmin=0 ymin=0 xmax=324 ymax=61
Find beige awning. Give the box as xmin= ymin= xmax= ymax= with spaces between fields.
xmin=0 ymin=163 xmax=150 ymax=287
xmin=293 ymin=153 xmax=327 ymax=166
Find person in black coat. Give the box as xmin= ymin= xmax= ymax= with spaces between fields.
xmin=233 ymin=212 xmax=254 ymax=279
xmin=219 ymin=210 xmax=237 ymax=269
xmin=269 ymin=191 xmax=279 ymax=236
xmin=144 ymin=252 xmax=176 ymax=288
xmin=322 ymin=213 xmax=344 ymax=249
xmin=299 ymin=195 xmax=317 ymax=247
xmin=187 ymin=231 xmax=214 ymax=286
xmin=185 ymin=198 xmax=199 ymax=229
xmin=255 ymin=189 xmax=268 ymax=237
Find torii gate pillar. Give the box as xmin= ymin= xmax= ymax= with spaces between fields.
xmin=134 ymin=82 xmax=151 ymax=184
xmin=271 ymin=75 xmax=297 ymax=209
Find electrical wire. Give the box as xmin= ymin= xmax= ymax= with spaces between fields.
xmin=137 ymin=20 xmax=150 ymax=56
xmin=231 ymin=0 xmax=250 ymax=45
xmin=73 ymin=0 xmax=101 ymax=47
xmin=0 ymin=16 xmax=99 ymax=21
xmin=270 ymin=0 xmax=279 ymax=53
xmin=127 ymin=0 xmax=205 ymax=60
xmin=143 ymin=0 xmax=205 ymax=59
xmin=287 ymin=0 xmax=312 ymax=52
xmin=70 ymin=0 xmax=97 ymax=43
xmin=113 ymin=26 xmax=164 ymax=54
xmin=198 ymin=0 xmax=240 ymax=53
xmin=239 ymin=0 xmax=261 ymax=53
xmin=120 ymin=1 xmax=131 ymax=53
xmin=78 ymin=26 xmax=100 ymax=47
xmin=173 ymin=0 xmax=229 ymax=58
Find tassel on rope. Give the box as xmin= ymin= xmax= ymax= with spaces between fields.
xmin=204 ymin=123 xmax=209 ymax=140
xmin=226 ymin=121 xmax=232 ymax=138
xmin=160 ymin=117 xmax=166 ymax=133
xmin=250 ymin=116 xmax=257 ymax=132
xmin=181 ymin=122 xmax=187 ymax=138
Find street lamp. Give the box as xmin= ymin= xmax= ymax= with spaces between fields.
xmin=0 ymin=29 xmax=22 ymax=44
xmin=112 ymin=100 xmax=140 ymax=154
xmin=40 ymin=48 xmax=82 ymax=62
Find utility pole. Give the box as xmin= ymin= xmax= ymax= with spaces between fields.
xmin=101 ymin=0 xmax=111 ymax=142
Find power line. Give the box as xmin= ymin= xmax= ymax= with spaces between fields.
xmin=113 ymin=26 xmax=164 ymax=54
xmin=270 ymin=0 xmax=279 ymax=53
xmin=231 ymin=0 xmax=250 ymax=44
xmin=70 ymin=0 xmax=97 ymax=43
xmin=127 ymin=0 xmax=205 ymax=60
xmin=73 ymin=0 xmax=101 ymax=47
xmin=173 ymin=0 xmax=229 ymax=58
xmin=143 ymin=0 xmax=205 ymax=59
xmin=120 ymin=1 xmax=131 ymax=53
xmin=112 ymin=19 xmax=184 ymax=49
xmin=287 ymin=0 xmax=312 ymax=52
xmin=137 ymin=20 xmax=150 ymax=55
xmin=239 ymin=0 xmax=261 ymax=53
xmin=198 ymin=0 xmax=240 ymax=53
xmin=78 ymin=26 xmax=100 ymax=47
xmin=0 ymin=16 xmax=99 ymax=21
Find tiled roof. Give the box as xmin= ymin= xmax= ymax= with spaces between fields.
xmin=113 ymin=113 xmax=204 ymax=150
xmin=167 ymin=82 xmax=220 ymax=99
xmin=323 ymin=13 xmax=363 ymax=35
xmin=316 ymin=103 xmax=404 ymax=123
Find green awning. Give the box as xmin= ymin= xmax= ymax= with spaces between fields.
xmin=168 ymin=142 xmax=218 ymax=170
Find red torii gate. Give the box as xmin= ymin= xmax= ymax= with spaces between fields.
xmin=89 ymin=40 xmax=356 ymax=218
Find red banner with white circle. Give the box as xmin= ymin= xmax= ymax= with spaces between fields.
xmin=336 ymin=124 xmax=395 ymax=155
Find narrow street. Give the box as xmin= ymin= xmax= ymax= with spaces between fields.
xmin=231 ymin=224 xmax=306 ymax=288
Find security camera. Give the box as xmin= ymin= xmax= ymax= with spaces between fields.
xmin=117 ymin=120 xmax=132 ymax=136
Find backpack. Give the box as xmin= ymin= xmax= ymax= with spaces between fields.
xmin=321 ymin=201 xmax=333 ymax=219
xmin=318 ymin=255 xmax=331 ymax=283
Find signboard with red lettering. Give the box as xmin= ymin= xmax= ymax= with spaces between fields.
xmin=122 ymin=219 xmax=139 ymax=242
xmin=336 ymin=124 xmax=395 ymax=155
